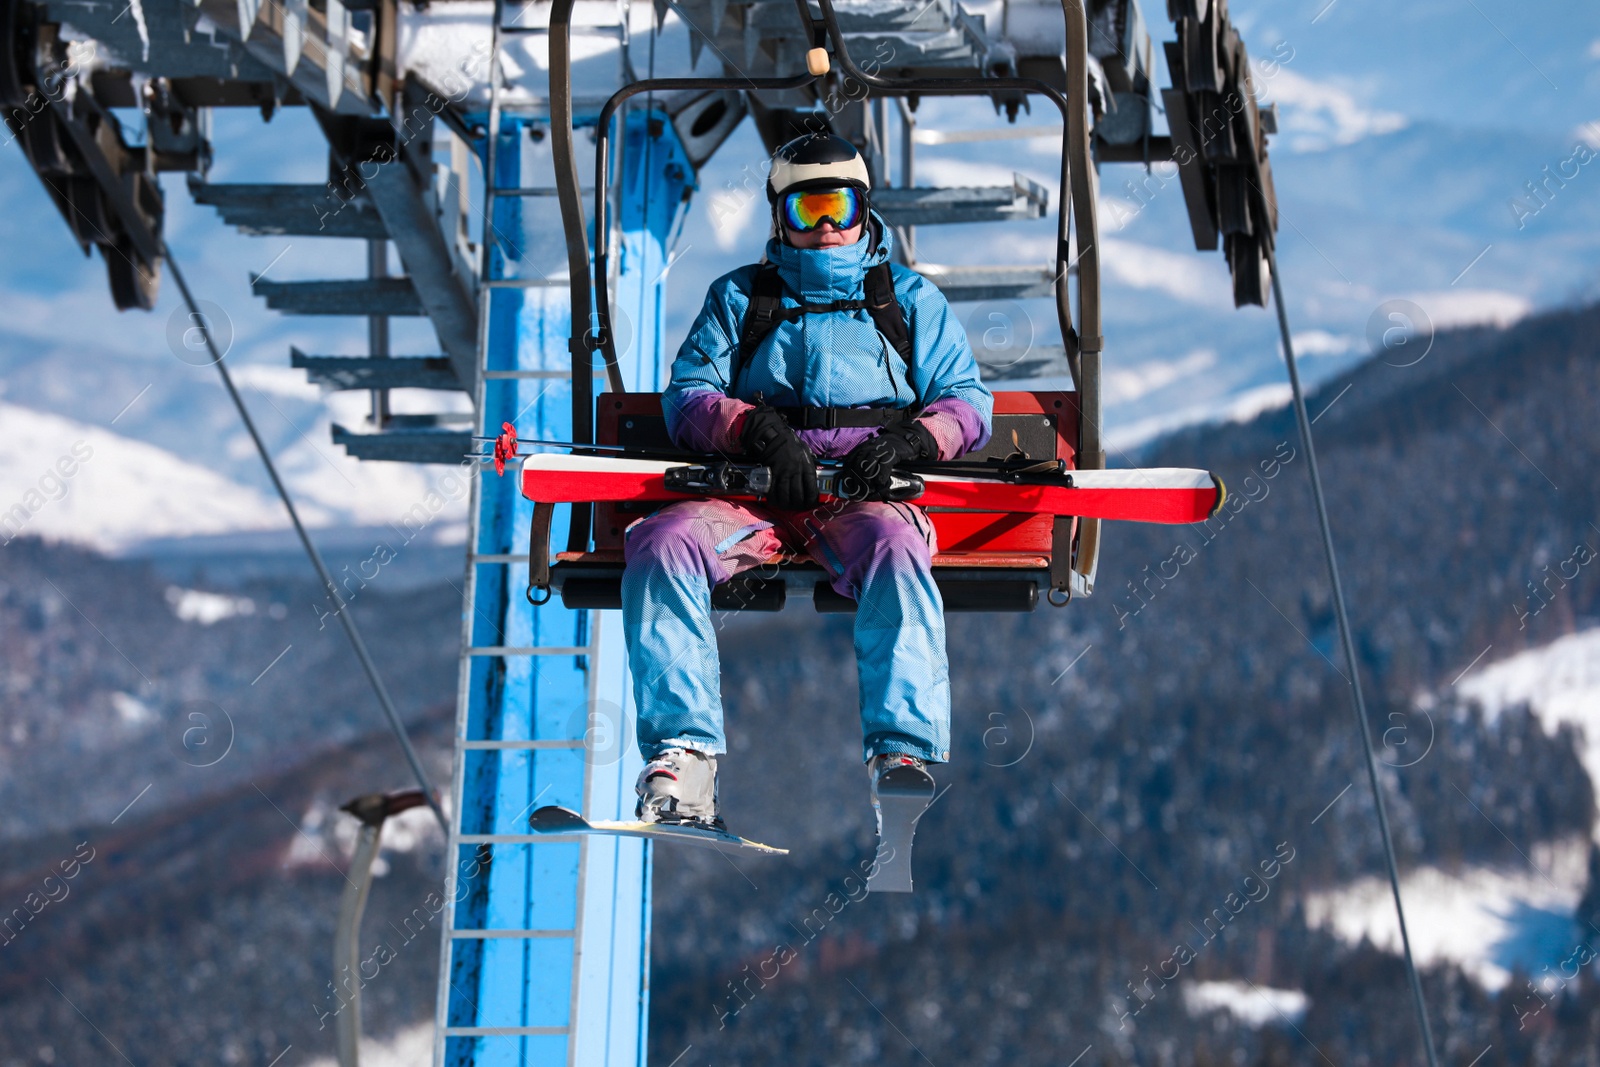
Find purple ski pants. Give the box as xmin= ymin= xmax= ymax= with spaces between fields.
xmin=620 ymin=497 xmax=951 ymax=764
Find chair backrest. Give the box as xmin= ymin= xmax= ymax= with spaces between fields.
xmin=591 ymin=391 xmax=1079 ymax=557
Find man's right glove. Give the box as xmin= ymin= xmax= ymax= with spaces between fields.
xmin=739 ymin=403 xmax=819 ymax=510
xmin=840 ymin=421 xmax=936 ymax=500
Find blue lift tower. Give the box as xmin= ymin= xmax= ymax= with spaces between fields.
xmin=435 ymin=57 xmax=697 ymax=1067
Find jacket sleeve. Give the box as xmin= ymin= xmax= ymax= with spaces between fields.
xmin=661 ymin=268 xmax=757 ymax=455
xmin=901 ymin=271 xmax=993 ymax=459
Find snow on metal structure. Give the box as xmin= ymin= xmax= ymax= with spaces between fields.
xmin=1 ymin=0 xmax=1277 ymax=323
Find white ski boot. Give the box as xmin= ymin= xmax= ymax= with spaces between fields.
xmin=635 ymin=747 xmax=724 ymax=830
xmin=866 ymin=753 xmax=936 ymax=893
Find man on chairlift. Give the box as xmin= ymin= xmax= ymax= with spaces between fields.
xmin=621 ymin=131 xmax=992 ymax=843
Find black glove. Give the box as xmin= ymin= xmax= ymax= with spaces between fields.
xmin=840 ymin=421 xmax=937 ymax=500
xmin=740 ymin=403 xmax=819 ymax=510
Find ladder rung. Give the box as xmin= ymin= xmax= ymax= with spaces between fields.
xmin=490 ymin=186 xmax=594 ymax=197
xmin=485 ymin=277 xmax=570 ymax=289
xmin=461 ymin=739 xmax=584 ymax=750
xmin=458 ymin=834 xmax=572 ymax=844
xmin=466 ymin=646 xmax=591 ymax=657
xmin=451 ymin=929 xmax=575 ymax=938
xmin=482 ymin=369 xmax=598 ymax=379
xmin=444 ymin=1026 xmax=570 ymax=1036
xmin=469 ymin=553 xmax=525 ymax=562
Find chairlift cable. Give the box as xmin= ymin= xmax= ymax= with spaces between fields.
xmin=1257 ymin=208 xmax=1442 ymax=1067
xmin=164 ymin=248 xmax=448 ymax=834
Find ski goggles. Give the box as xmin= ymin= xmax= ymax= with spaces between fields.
xmin=780 ymin=186 xmax=865 ymax=232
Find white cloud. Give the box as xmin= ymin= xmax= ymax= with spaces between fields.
xmin=1257 ymin=68 xmax=1408 ymax=152
xmin=908 ymin=155 xmax=1057 ymax=193
xmin=1106 ymin=383 xmax=1292 ymax=451
xmin=1407 ymin=289 xmax=1532 ymax=331
xmin=707 ymin=189 xmax=762 ymax=252
xmin=0 ymin=286 xmax=172 ymax=360
xmin=229 ymin=362 xmax=321 ymax=400
xmin=1588 ymin=38 xmax=1600 ymax=60
xmin=1098 ymin=195 xmax=1143 ymax=233
xmin=1103 ymin=349 xmax=1217 ymax=405
xmin=1224 ymin=382 xmax=1293 ymax=423
xmin=1292 ymin=330 xmax=1360 ymax=357
xmin=1575 ymin=121 xmax=1600 ymax=150
xmin=1101 ymin=238 xmax=1233 ymax=307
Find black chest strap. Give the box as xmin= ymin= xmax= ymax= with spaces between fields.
xmin=771 ymin=405 xmax=914 ymax=431
xmin=732 ymin=262 xmax=916 ymax=389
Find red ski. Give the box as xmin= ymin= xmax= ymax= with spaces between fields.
xmin=517 ymin=454 xmax=1224 ymax=524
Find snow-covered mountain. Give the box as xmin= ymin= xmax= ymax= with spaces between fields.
xmin=0 ymin=401 xmax=289 ymax=551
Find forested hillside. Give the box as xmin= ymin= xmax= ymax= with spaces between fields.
xmin=650 ymin=301 xmax=1600 ymax=1066
xmin=0 ymin=543 xmax=458 ymax=1064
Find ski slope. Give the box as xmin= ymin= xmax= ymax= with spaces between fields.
xmin=1459 ymin=627 xmax=1600 ymax=831
xmin=1304 ymin=631 xmax=1600 ymax=991
xmin=1302 ymin=835 xmax=1590 ymax=992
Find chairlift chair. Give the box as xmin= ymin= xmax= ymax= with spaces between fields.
xmin=527 ymin=0 xmax=1111 ymax=612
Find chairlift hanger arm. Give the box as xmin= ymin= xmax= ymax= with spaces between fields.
xmin=589 ymin=71 xmax=820 ymax=379
xmin=585 ymin=0 xmax=819 ymax=376
xmin=548 ymin=0 xmax=610 ymax=441
xmin=806 ymin=0 xmax=1103 ymax=597
xmin=801 ymin=0 xmax=1099 ymax=396
xmin=547 ymin=0 xmax=602 ymax=550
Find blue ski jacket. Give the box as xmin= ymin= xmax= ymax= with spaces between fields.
xmin=661 ymin=215 xmax=993 ymax=460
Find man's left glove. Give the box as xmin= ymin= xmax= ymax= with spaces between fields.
xmin=840 ymin=421 xmax=938 ymax=500
xmin=740 ymin=403 xmax=820 ymax=510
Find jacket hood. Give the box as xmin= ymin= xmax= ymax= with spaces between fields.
xmin=764 ymin=211 xmax=894 ymax=303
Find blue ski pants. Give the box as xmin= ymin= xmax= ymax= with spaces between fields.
xmin=620 ymin=497 xmax=951 ymax=764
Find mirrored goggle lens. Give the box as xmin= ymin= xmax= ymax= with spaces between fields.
xmin=782 ymin=187 xmax=863 ymax=231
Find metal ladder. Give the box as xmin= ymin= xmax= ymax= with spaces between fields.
xmin=433 ymin=1 xmax=648 ymax=1063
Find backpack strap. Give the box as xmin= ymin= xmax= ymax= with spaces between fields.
xmin=733 ymin=263 xmax=786 ymax=389
xmin=863 ymin=261 xmax=915 ymax=389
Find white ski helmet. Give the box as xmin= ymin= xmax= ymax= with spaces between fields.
xmin=767 ymin=133 xmax=872 ymax=201
xmin=767 ymin=133 xmax=873 ymax=244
